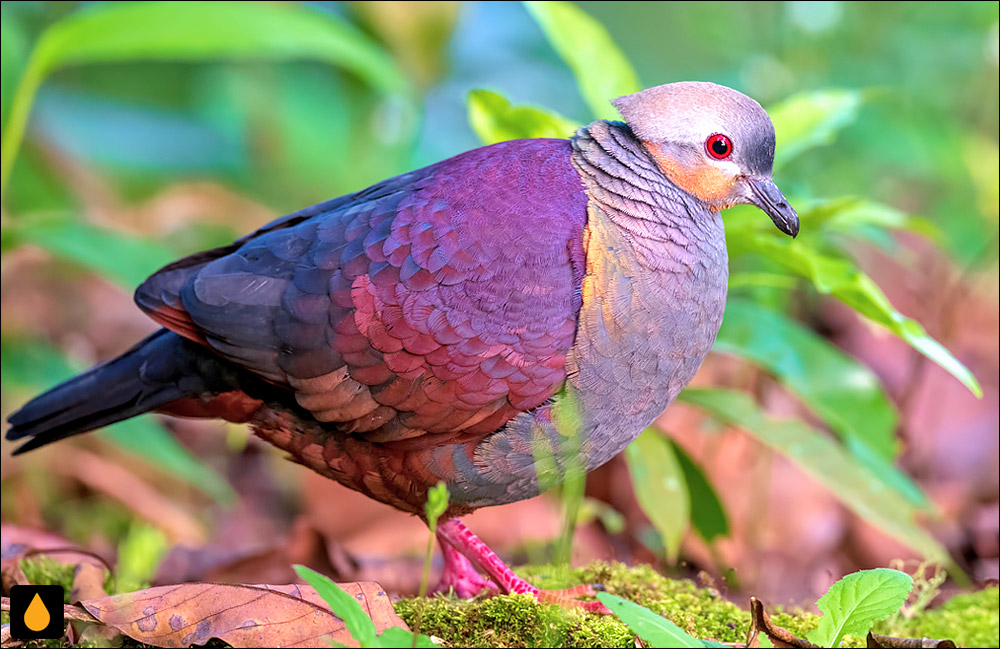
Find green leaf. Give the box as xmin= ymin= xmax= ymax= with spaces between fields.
xmin=728 ymin=272 xmax=800 ymax=290
xmin=678 ymin=388 xmax=954 ymax=569
xmin=800 ymin=197 xmax=942 ymax=241
xmin=377 ymin=627 xmax=438 ymax=648
xmin=669 ymin=440 xmax=730 ymax=541
xmin=523 ymin=1 xmax=640 ymax=120
xmin=424 ymin=481 xmax=450 ymax=532
xmin=714 ymin=299 xmax=929 ymax=509
xmin=293 ymin=565 xmax=378 ymax=648
xmin=727 ymin=224 xmax=982 ymax=398
xmin=16 ymin=216 xmax=176 ymax=288
xmin=717 ymin=299 xmax=900 ymax=461
xmin=291 ymin=568 xmax=439 ymax=648
xmin=467 ymin=88 xmax=580 ymax=145
xmin=3 ymin=0 xmax=410 ymax=196
xmin=769 ymin=89 xmax=863 ymax=169
xmin=625 ymin=429 xmax=689 ymax=562
xmin=35 ymin=1 xmax=406 ymax=93
xmin=0 ymin=11 xmax=28 ymax=137
xmin=806 ymin=568 xmax=914 ymax=648
xmin=596 ymin=593 xmax=703 ymax=648
xmin=1 ymin=338 xmax=234 ymax=504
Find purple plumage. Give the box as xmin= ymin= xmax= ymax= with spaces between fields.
xmin=7 ymin=82 xmax=799 ymax=610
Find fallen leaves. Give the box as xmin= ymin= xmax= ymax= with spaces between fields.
xmin=1 ymin=529 xmax=411 ymax=648
xmin=746 ymin=597 xmax=820 ymax=648
xmin=744 ymin=597 xmax=957 ymax=649
xmin=1 ymin=578 xmax=408 ymax=648
xmin=82 ymin=581 xmax=405 ymax=648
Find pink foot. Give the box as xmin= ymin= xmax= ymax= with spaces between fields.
xmin=436 ymin=518 xmax=611 ymax=614
xmin=431 ymin=537 xmax=498 ymax=598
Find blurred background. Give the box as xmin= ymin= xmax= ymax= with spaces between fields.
xmin=1 ymin=1 xmax=997 ymax=607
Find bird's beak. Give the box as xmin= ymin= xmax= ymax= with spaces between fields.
xmin=746 ymin=177 xmax=799 ymax=238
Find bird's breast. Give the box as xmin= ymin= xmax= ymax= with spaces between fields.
xmin=565 ymin=201 xmax=729 ymax=468
xmin=455 ymin=199 xmax=728 ymax=509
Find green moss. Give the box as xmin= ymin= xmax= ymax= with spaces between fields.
xmin=876 ymin=587 xmax=999 ymax=648
xmin=394 ymin=562 xmax=1000 ymax=648
xmin=19 ymin=557 xmax=77 ymax=603
xmin=397 ymin=562 xmax=749 ymax=647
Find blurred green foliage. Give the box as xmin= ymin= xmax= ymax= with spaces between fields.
xmin=114 ymin=521 xmax=169 ymax=593
xmin=1 ymin=0 xmax=996 ymax=571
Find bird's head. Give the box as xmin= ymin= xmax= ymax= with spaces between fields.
xmin=612 ymin=81 xmax=799 ymax=237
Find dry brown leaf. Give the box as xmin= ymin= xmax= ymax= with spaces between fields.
xmin=746 ymin=597 xmax=820 ymax=648
xmin=70 ymin=563 xmax=108 ymax=603
xmin=0 ymin=596 xmax=97 ymax=622
xmin=0 ymin=524 xmax=109 ymax=573
xmin=81 ymin=581 xmax=407 ymax=648
xmin=866 ymin=632 xmax=957 ymax=648
xmin=1 ymin=621 xmax=20 ymax=648
xmin=1 ymin=524 xmax=112 ymax=603
xmin=0 ymin=558 xmax=28 ymax=594
xmin=743 ymin=598 xmax=958 ymax=649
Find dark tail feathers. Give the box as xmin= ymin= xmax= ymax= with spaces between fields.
xmin=6 ymin=329 xmax=242 ymax=455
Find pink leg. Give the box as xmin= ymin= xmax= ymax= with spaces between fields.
xmin=436 ymin=518 xmax=610 ymax=614
xmin=432 ymin=536 xmax=497 ymax=598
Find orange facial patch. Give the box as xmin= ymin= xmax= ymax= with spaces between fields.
xmin=645 ymin=141 xmax=737 ymax=207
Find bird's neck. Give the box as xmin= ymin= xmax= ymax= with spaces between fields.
xmin=558 ymin=118 xmax=728 ymax=464
xmin=570 ymin=120 xmax=726 ymax=271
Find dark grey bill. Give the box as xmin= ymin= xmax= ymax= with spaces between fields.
xmin=747 ymin=177 xmax=799 ymax=238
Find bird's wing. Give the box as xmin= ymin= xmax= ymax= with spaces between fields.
xmin=135 ymin=139 xmax=587 ymax=443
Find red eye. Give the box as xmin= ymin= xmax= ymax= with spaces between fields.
xmin=706 ymin=133 xmax=732 ymax=160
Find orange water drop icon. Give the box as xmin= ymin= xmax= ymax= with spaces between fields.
xmin=25 ymin=592 xmax=51 ymax=631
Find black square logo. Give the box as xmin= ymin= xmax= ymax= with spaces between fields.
xmin=9 ymin=584 xmax=65 ymax=640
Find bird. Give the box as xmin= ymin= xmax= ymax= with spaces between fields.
xmin=6 ymin=81 xmax=798 ymax=612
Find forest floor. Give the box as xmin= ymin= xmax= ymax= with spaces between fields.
xmin=3 ymin=558 xmax=997 ymax=648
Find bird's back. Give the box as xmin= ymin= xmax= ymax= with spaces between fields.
xmin=127 ymin=138 xmax=589 ymax=512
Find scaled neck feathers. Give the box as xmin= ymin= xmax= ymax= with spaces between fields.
xmin=570 ymin=120 xmax=726 ymax=274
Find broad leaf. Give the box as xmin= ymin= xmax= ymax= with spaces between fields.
xmin=295 ymin=565 xmax=378 ymax=647
xmin=294 ymin=565 xmax=435 ymax=648
xmin=769 ymin=89 xmax=863 ymax=169
xmin=807 ymin=568 xmax=914 ymax=648
xmin=33 ymin=1 xmax=405 ymax=93
xmin=523 ymin=1 xmax=640 ymax=120
xmin=0 ymin=12 xmax=28 ymax=136
xmin=467 ymin=88 xmax=579 ymax=145
xmin=726 ymin=222 xmax=981 ymax=398
xmin=669 ymin=440 xmax=730 ymax=542
xmin=597 ymin=593 xmax=703 ymax=648
xmin=82 ymin=579 xmax=405 ymax=648
xmin=377 ymin=626 xmax=439 ymax=648
xmin=715 ymin=299 xmax=930 ymax=509
xmin=717 ymin=298 xmax=900 ymax=461
xmin=625 ymin=429 xmax=689 ymax=562
xmin=678 ymin=388 xmax=953 ymax=568
xmin=16 ymin=216 xmax=176 ymax=288
xmin=3 ymin=0 xmax=409 ymax=193
xmin=798 ymin=197 xmax=941 ymax=241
